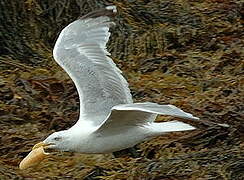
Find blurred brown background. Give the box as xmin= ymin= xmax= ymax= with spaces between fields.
xmin=0 ymin=0 xmax=243 ymax=179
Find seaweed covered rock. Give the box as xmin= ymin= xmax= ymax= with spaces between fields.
xmin=0 ymin=0 xmax=243 ymax=179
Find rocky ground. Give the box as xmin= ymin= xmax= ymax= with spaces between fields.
xmin=0 ymin=0 xmax=243 ymax=179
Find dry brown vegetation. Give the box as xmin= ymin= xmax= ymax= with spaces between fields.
xmin=0 ymin=0 xmax=243 ymax=179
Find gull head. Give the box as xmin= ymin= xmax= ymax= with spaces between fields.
xmin=43 ymin=130 xmax=74 ymax=152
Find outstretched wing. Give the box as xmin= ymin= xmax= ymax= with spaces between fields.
xmin=112 ymin=102 xmax=199 ymax=120
xmin=53 ymin=6 xmax=132 ymax=127
xmin=96 ymin=102 xmax=199 ymax=133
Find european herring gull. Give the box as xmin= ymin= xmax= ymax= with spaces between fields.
xmin=19 ymin=6 xmax=199 ymax=169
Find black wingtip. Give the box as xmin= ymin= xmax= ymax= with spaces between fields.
xmin=79 ymin=6 xmax=117 ymax=20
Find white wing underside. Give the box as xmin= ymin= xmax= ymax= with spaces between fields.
xmin=53 ymin=7 xmax=132 ymax=127
xmin=96 ymin=102 xmax=199 ymax=133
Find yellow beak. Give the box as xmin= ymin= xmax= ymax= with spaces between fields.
xmin=32 ymin=141 xmax=50 ymax=150
xmin=19 ymin=142 xmax=50 ymax=170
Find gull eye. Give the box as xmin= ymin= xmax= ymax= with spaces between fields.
xmin=54 ymin=137 xmax=62 ymax=141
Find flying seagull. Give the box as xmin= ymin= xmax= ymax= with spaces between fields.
xmin=19 ymin=6 xmax=199 ymax=169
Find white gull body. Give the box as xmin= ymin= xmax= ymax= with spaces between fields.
xmin=43 ymin=6 xmax=199 ymax=154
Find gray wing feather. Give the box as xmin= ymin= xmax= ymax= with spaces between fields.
xmin=53 ymin=6 xmax=132 ymax=126
xmin=96 ymin=102 xmax=199 ymax=133
xmin=112 ymin=102 xmax=199 ymax=120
